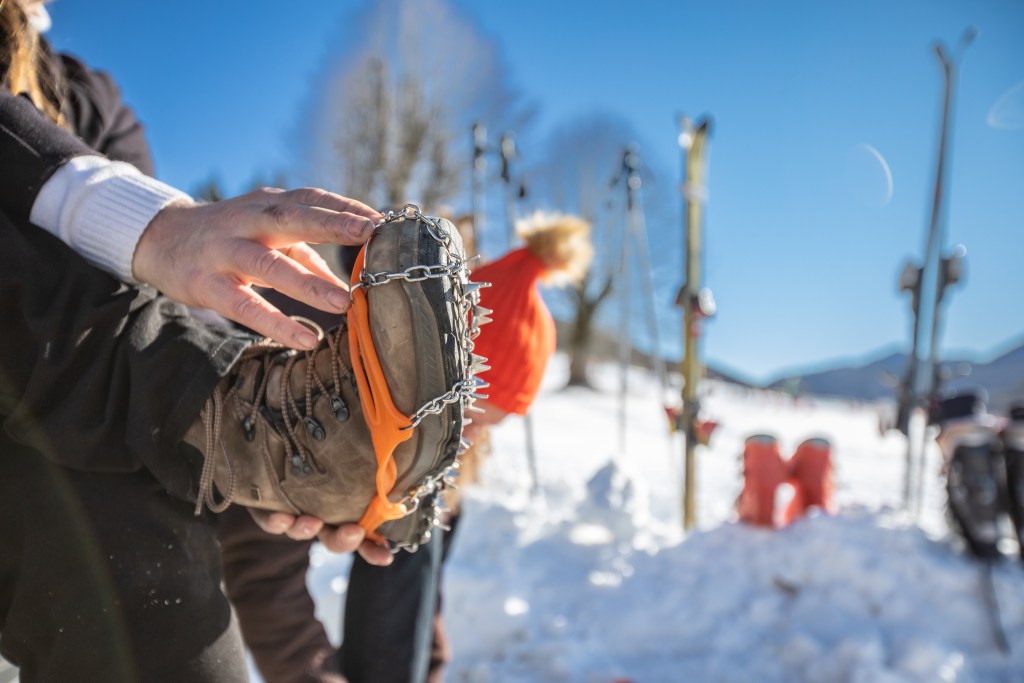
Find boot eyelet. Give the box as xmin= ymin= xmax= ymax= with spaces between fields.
xmin=303 ymin=415 xmax=326 ymax=441
xmin=330 ymin=394 xmax=349 ymax=422
xmin=242 ymin=415 xmax=256 ymax=442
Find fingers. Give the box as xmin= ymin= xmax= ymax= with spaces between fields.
xmin=250 ymin=194 xmax=377 ymax=247
xmin=247 ymin=509 xmax=297 ymax=534
xmin=230 ymin=241 xmax=350 ymax=317
xmin=284 ymin=243 xmax=347 ymax=287
xmin=203 ymin=276 xmax=321 ymax=349
xmin=318 ymin=523 xmax=365 ymax=554
xmin=248 ymin=510 xmax=394 ymax=564
xmin=357 ymin=539 xmax=394 ymax=566
xmin=317 ymin=525 xmax=392 ymax=566
xmin=284 ymin=187 xmax=380 ymax=222
xmin=246 ymin=509 xmax=323 ymax=539
xmin=283 ymin=515 xmax=325 ymax=540
xmin=245 ymin=511 xmax=321 ymax=540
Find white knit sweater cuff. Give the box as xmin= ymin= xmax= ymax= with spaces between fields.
xmin=30 ymin=155 xmax=194 ymax=283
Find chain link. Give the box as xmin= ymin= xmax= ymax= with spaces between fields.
xmin=355 ymin=261 xmax=466 ymax=290
xmin=378 ymin=203 xmax=451 ymax=246
xmin=403 ymin=378 xmax=480 ymax=429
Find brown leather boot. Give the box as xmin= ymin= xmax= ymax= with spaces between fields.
xmin=186 ymin=207 xmax=486 ymax=550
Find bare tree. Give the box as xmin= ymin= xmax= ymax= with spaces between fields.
xmin=533 ymin=113 xmax=676 ymax=388
xmin=306 ymin=0 xmax=532 ymax=211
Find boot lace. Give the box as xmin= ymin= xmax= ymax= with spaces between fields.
xmin=194 ymin=320 xmax=351 ymax=515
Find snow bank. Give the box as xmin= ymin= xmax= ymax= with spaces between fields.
xmin=296 ymin=357 xmax=1024 ymax=683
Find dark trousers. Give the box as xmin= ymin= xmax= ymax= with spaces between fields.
xmin=219 ymin=507 xmax=342 ymax=683
xmin=0 ymin=449 xmax=248 ymax=682
xmin=219 ymin=507 xmax=451 ymax=683
xmin=338 ymin=525 xmax=443 ymax=683
xmin=0 ymin=210 xmax=250 ymax=681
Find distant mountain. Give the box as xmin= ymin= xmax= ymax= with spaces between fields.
xmin=553 ymin=317 xmax=1022 ymax=412
xmin=767 ymin=339 xmax=1024 ymax=412
xmin=943 ymin=343 xmax=1024 ymax=413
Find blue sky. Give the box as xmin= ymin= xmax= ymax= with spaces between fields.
xmin=46 ymin=0 xmax=1023 ymax=383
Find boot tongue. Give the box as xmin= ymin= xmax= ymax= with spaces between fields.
xmin=265 ymin=354 xmax=307 ymax=411
xmin=264 ymin=348 xmax=339 ymax=412
xmin=266 ymin=364 xmax=286 ymax=410
xmin=262 ymin=325 xmax=348 ymax=413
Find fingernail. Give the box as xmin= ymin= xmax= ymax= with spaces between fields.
xmin=358 ymin=217 xmax=374 ymax=238
xmin=327 ymin=288 xmax=349 ymax=312
xmin=297 ymin=330 xmax=318 ymax=350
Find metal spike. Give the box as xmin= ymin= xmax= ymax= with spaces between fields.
xmin=475 ymin=315 xmax=493 ymax=326
xmin=473 ymin=306 xmax=494 ymax=317
xmin=471 ymin=363 xmax=492 ymax=374
xmin=470 ymin=392 xmax=490 ymax=401
xmin=465 ymin=281 xmax=492 ymax=295
xmin=471 ymin=354 xmax=489 ymax=366
xmin=467 ymin=404 xmax=486 ymax=413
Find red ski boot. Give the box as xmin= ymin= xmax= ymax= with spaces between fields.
xmin=783 ymin=437 xmax=834 ymax=525
xmin=736 ymin=434 xmax=787 ymax=527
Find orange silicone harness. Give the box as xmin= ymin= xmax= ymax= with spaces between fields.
xmin=348 ymin=244 xmax=415 ymax=543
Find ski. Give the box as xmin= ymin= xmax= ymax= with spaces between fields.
xmin=980 ymin=561 xmax=1011 ymax=654
xmin=896 ymin=28 xmax=976 ymax=511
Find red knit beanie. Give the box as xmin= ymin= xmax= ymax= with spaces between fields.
xmin=471 ymin=248 xmax=556 ymax=416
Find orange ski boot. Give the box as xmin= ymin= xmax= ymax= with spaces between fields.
xmin=783 ymin=437 xmax=834 ymax=525
xmin=736 ymin=434 xmax=787 ymax=527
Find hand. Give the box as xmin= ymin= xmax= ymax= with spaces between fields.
xmin=247 ymin=509 xmax=394 ymax=567
xmin=132 ymin=187 xmax=379 ymax=350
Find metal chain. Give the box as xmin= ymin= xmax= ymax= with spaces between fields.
xmin=378 ymin=203 xmax=451 ymax=246
xmin=360 ymin=203 xmax=486 ymax=552
xmin=403 ymin=378 xmax=480 ymax=429
xmin=355 ymin=261 xmax=466 ymax=290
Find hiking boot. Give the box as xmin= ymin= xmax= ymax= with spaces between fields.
xmin=185 ymin=207 xmax=484 ymax=550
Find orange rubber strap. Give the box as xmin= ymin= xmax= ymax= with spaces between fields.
xmin=348 ymin=245 xmax=415 ymax=542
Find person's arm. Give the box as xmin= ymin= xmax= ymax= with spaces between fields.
xmin=30 ymin=155 xmax=192 ymax=283
xmin=1 ymin=89 xmax=379 ymax=349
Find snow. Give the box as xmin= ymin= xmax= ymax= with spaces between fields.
xmin=302 ymin=355 xmax=1024 ymax=682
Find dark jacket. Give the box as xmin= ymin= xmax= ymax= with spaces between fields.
xmin=0 ymin=51 xmax=228 ymax=500
xmin=0 ymin=51 xmax=153 ymax=222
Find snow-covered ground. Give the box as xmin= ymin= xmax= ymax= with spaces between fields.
xmin=302 ymin=355 xmax=1024 ymax=683
xmin=3 ymin=364 xmax=1019 ymax=683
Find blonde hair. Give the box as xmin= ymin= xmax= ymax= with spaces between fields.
xmin=1 ymin=0 xmax=65 ymax=125
xmin=516 ymin=211 xmax=593 ymax=285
